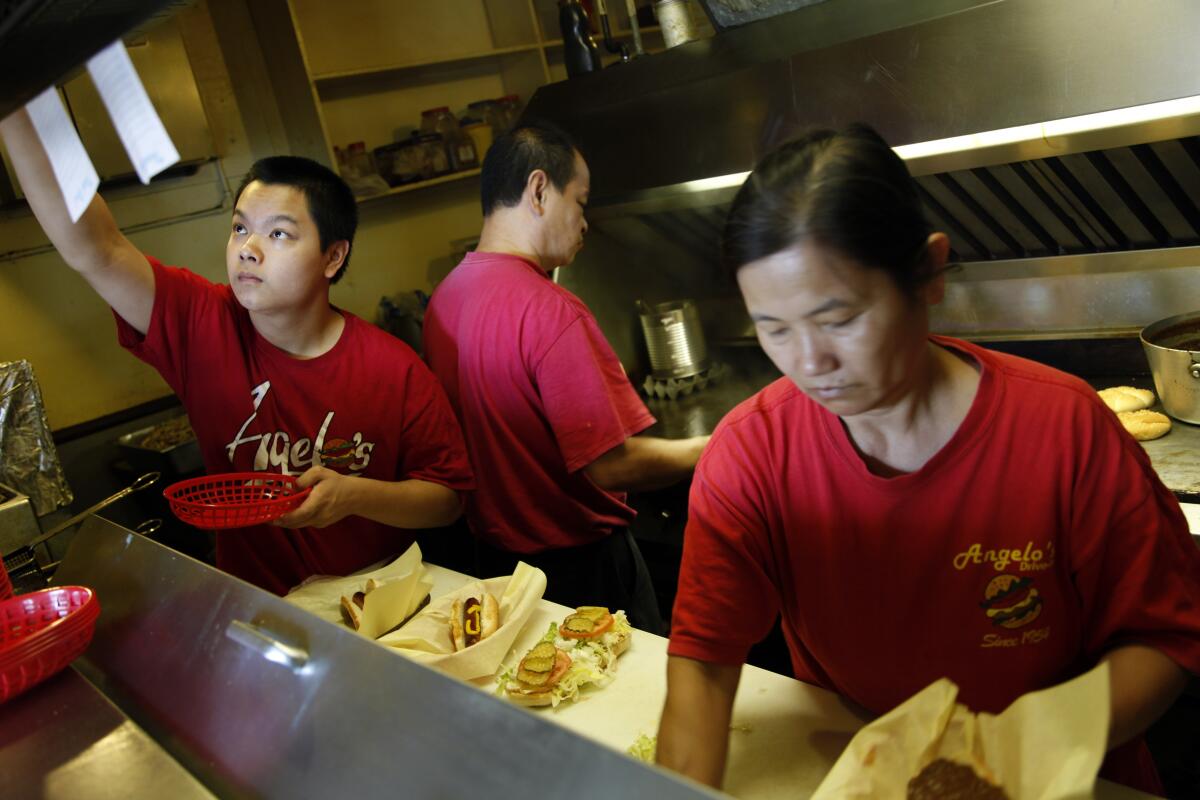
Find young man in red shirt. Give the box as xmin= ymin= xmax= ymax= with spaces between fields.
xmin=424 ymin=124 xmax=708 ymax=632
xmin=1 ymin=109 xmax=474 ymax=595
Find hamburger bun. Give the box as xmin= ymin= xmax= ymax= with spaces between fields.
xmin=1117 ymin=409 xmax=1171 ymax=441
xmin=506 ymin=647 xmax=572 ymax=707
xmin=450 ymin=599 xmax=466 ymax=651
xmin=607 ymin=628 xmax=632 ymax=659
xmin=1098 ymin=386 xmax=1155 ymax=413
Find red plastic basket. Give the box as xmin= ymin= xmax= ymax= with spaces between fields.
xmin=0 ymin=586 xmax=99 ymax=702
xmin=0 ymin=558 xmax=11 ymax=600
xmin=163 ymin=472 xmax=311 ymax=529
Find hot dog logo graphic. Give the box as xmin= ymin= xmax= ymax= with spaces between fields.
xmin=979 ymin=574 xmax=1042 ymax=629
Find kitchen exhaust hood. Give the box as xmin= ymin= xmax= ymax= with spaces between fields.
xmin=0 ymin=0 xmax=195 ymax=122
xmin=525 ymin=0 xmax=1200 ymax=343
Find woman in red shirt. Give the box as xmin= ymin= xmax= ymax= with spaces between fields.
xmin=656 ymin=124 xmax=1200 ymax=793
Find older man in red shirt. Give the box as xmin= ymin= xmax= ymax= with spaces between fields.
xmin=424 ymin=124 xmax=708 ymax=631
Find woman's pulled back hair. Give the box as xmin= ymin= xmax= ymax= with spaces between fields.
xmin=722 ymin=123 xmax=933 ymax=295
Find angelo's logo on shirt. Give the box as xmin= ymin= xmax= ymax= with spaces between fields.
xmin=952 ymin=540 xmax=1055 ymax=572
xmin=980 ymin=575 xmax=1043 ymax=629
xmin=225 ymin=380 xmax=375 ymax=474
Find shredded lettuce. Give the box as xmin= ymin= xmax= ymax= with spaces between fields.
xmin=500 ymin=611 xmax=633 ymax=707
xmin=627 ymin=733 xmax=657 ymax=762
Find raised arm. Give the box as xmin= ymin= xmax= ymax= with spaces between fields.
xmin=656 ymin=655 xmax=742 ymax=788
xmin=1 ymin=108 xmax=154 ymax=333
xmin=584 ymin=434 xmax=709 ymax=492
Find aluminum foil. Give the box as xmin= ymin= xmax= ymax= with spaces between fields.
xmin=0 ymin=360 xmax=73 ymax=515
xmin=698 ymin=0 xmax=829 ymax=30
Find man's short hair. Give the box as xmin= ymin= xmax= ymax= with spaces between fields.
xmin=234 ymin=156 xmax=358 ymax=284
xmin=480 ymin=123 xmax=579 ymax=217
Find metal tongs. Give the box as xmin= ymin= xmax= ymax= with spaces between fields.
xmin=2 ymin=471 xmax=160 ymax=584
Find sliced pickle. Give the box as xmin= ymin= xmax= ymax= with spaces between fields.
xmin=516 ymin=666 xmax=552 ymax=686
xmin=563 ymin=615 xmax=596 ymax=634
xmin=575 ymin=606 xmax=610 ymax=621
xmin=529 ymin=641 xmax=556 ymax=660
xmin=521 ymin=656 xmax=554 ymax=673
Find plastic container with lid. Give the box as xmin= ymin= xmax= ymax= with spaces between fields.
xmin=495 ymin=94 xmax=522 ymax=130
xmin=420 ymin=107 xmax=457 ymax=137
xmin=344 ymin=141 xmax=375 ymax=179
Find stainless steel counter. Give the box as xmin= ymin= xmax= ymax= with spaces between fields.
xmin=42 ymin=517 xmax=718 ymax=800
xmin=0 ymin=665 xmax=215 ymax=800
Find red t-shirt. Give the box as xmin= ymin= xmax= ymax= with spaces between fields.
xmin=669 ymin=336 xmax=1200 ymax=792
xmin=116 ymin=257 xmax=474 ymax=595
xmin=423 ymin=251 xmax=655 ymax=553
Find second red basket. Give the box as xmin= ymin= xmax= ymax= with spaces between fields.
xmin=163 ymin=472 xmax=311 ymax=529
xmin=0 ymin=586 xmax=99 ymax=703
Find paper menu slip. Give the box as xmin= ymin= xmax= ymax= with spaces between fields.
xmin=87 ymin=39 xmax=180 ymax=184
xmin=25 ymin=88 xmax=101 ymax=224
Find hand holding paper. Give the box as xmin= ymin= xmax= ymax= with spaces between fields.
xmin=812 ymin=663 xmax=1111 ymax=800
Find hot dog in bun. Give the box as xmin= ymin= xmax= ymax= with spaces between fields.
xmin=450 ymin=593 xmax=499 ymax=651
xmin=340 ymin=578 xmax=430 ymax=636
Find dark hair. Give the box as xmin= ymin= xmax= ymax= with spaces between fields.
xmin=234 ymin=156 xmax=358 ymax=284
xmin=722 ymin=124 xmax=933 ymax=295
xmin=480 ymin=122 xmax=579 ymax=217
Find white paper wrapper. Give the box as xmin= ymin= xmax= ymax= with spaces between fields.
xmin=377 ymin=561 xmax=547 ymax=681
xmin=812 ymin=662 xmax=1111 ymax=800
xmin=285 ymin=543 xmax=433 ymax=639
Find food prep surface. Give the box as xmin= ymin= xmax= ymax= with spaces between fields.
xmin=420 ymin=564 xmax=1159 ymax=800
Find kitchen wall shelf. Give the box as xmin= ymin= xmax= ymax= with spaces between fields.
xmin=356 ymin=168 xmax=483 ymax=205
xmin=311 ymin=45 xmax=546 ymax=85
xmin=255 ymin=0 xmax=672 ymax=197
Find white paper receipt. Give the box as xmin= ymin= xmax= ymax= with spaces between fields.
xmin=25 ymin=88 xmax=101 ymax=223
xmin=87 ymin=39 xmax=180 ymax=184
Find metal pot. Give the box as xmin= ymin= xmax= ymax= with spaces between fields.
xmin=639 ymin=299 xmax=709 ymax=380
xmin=1140 ymin=310 xmax=1200 ymax=423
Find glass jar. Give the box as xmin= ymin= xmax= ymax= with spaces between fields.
xmin=460 ymin=119 xmax=493 ymax=164
xmin=414 ymin=132 xmax=451 ymax=179
xmin=373 ymin=140 xmax=420 ymax=186
xmin=420 ymin=107 xmax=477 ymax=171
xmin=395 ymin=137 xmax=424 ymax=183
xmin=449 ymin=130 xmax=478 ymax=170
